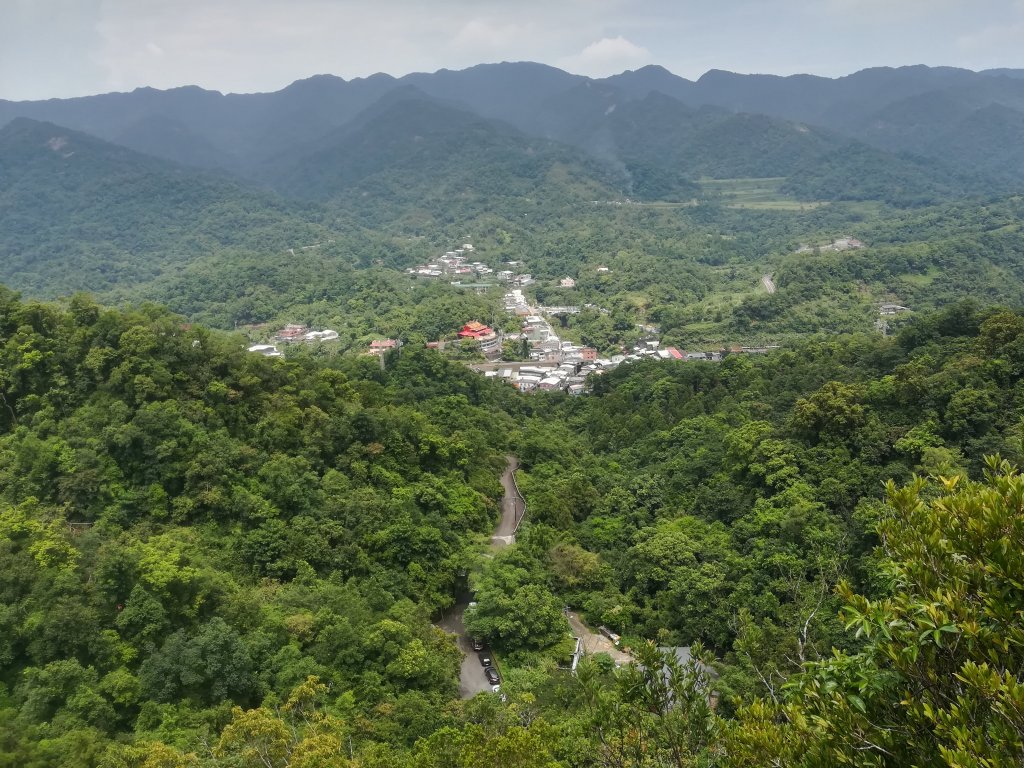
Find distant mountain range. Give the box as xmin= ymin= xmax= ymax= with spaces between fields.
xmin=3 ymin=62 xmax=1024 ymax=312
xmin=3 ymin=62 xmax=1023 ymax=199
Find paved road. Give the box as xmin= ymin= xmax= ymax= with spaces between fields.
xmin=492 ymin=456 xmax=522 ymax=548
xmin=437 ymin=601 xmax=493 ymax=698
xmin=761 ymin=274 xmax=777 ymax=294
xmin=437 ymin=456 xmax=522 ymax=697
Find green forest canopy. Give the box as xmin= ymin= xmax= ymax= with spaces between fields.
xmin=3 ymin=287 xmax=1024 ymax=765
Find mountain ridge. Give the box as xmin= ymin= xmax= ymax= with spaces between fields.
xmin=4 ymin=61 xmax=1024 ymax=190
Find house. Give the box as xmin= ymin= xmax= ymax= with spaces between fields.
xmin=580 ymin=347 xmax=599 ymax=361
xmin=666 ymin=347 xmax=684 ymax=360
xmin=368 ymin=339 xmax=399 ymax=356
xmin=832 ymin=237 xmax=865 ymax=251
xmin=596 ymin=266 xmax=611 ymax=273
xmin=560 ymin=277 xmax=576 ymax=288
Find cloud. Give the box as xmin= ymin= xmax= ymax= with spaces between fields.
xmin=559 ymin=35 xmax=652 ymax=76
xmin=4 ymin=0 xmax=1024 ymax=99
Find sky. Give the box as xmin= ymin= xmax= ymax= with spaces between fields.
xmin=2 ymin=0 xmax=1024 ymax=100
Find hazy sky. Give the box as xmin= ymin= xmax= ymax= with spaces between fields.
xmin=2 ymin=0 xmax=1023 ymax=100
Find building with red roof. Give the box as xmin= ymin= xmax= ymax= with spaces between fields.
xmin=458 ymin=321 xmax=496 ymax=340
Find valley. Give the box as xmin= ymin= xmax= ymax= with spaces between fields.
xmin=2 ymin=58 xmax=1024 ymax=767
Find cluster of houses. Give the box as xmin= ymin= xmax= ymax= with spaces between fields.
xmin=247 ymin=323 xmax=340 ymax=358
xmin=504 ymin=290 xmax=590 ymax=365
xmin=489 ymin=363 xmax=591 ymax=395
xmin=481 ymin=287 xmax=782 ymax=395
xmin=484 ymin=341 xmax=781 ymax=395
xmin=406 ymin=244 xmax=536 ymax=286
xmin=795 ymin=236 xmax=866 ymax=254
xmin=269 ymin=324 xmax=339 ymax=344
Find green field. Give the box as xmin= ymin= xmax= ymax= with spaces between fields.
xmin=699 ymin=177 xmax=828 ymax=210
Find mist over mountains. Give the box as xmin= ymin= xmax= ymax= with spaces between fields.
xmin=3 ymin=61 xmax=1024 ymax=200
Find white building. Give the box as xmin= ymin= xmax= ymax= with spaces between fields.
xmin=303 ymin=329 xmax=339 ymax=342
xmin=248 ymin=344 xmax=283 ymax=358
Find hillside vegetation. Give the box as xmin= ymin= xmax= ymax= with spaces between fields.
xmin=3 ymin=60 xmax=1024 ymax=768
xmin=4 ymin=291 xmax=1024 ymax=765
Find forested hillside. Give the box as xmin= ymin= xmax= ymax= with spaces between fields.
xmin=0 ymin=288 xmax=515 ymax=763
xmin=4 ymin=57 xmax=1024 ymax=767
xmin=0 ymin=119 xmax=332 ymax=298
xmin=4 ymin=289 xmax=1024 ymax=765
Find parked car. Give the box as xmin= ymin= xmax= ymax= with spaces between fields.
xmin=484 ymin=667 xmax=501 ymax=685
xmin=471 ymin=638 xmax=485 ymax=652
xmin=478 ymin=652 xmax=492 ymax=666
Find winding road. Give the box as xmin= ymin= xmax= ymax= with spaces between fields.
xmin=437 ymin=457 xmax=524 ymax=698
xmin=492 ymin=456 xmax=522 ymax=548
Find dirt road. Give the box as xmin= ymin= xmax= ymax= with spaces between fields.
xmin=567 ymin=611 xmax=633 ymax=667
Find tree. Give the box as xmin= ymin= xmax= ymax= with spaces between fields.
xmin=139 ymin=618 xmax=256 ymax=706
xmin=575 ymin=643 xmax=721 ymax=768
xmin=728 ymin=457 xmax=1024 ymax=767
xmin=464 ymin=554 xmax=567 ymax=650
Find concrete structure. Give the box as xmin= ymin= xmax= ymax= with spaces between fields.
xmin=879 ymin=303 xmax=910 ymax=316
xmin=303 ymin=329 xmax=339 ymax=342
xmin=247 ymin=344 xmax=283 ymax=358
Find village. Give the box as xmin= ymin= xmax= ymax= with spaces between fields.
xmin=244 ymin=241 xmax=898 ymax=393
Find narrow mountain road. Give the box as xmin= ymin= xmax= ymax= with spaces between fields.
xmin=492 ymin=455 xmax=522 ymax=548
xmin=437 ymin=456 xmax=523 ymax=698
xmin=761 ymin=274 xmax=777 ymax=294
xmin=436 ymin=601 xmax=492 ymax=698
